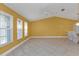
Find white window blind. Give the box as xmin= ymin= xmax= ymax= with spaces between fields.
xmin=24 ymin=22 xmax=28 ymax=36
xmin=0 ymin=11 xmax=13 ymax=47
xmin=17 ymin=18 xmax=23 ymax=40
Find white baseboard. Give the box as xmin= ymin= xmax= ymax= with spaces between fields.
xmin=1 ymin=37 xmax=31 ymax=56
xmin=30 ymin=36 xmax=68 ymax=39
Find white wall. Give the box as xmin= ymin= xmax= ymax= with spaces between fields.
xmin=37 ymin=3 xmax=78 ymax=20
xmin=5 ymin=3 xmax=78 ymax=21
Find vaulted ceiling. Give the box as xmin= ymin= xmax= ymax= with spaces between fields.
xmin=5 ymin=3 xmax=78 ymax=21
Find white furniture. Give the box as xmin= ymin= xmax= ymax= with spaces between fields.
xmin=68 ymin=23 xmax=79 ymax=44
xmin=68 ymin=31 xmax=79 ymax=44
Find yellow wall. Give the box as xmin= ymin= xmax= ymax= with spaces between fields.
xmin=29 ymin=16 xmax=78 ymax=36
xmin=0 ymin=3 xmax=78 ymax=54
xmin=0 ymin=4 xmax=29 ymax=54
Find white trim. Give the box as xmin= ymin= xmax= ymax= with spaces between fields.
xmin=17 ymin=18 xmax=23 ymax=40
xmin=0 ymin=11 xmax=13 ymax=47
xmin=1 ymin=37 xmax=31 ymax=56
xmin=30 ymin=36 xmax=68 ymax=39
xmin=0 ymin=11 xmax=12 ymax=17
xmin=24 ymin=21 xmax=28 ymax=36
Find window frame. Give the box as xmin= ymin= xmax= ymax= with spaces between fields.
xmin=0 ymin=11 xmax=13 ymax=47
xmin=17 ymin=18 xmax=23 ymax=40
xmin=24 ymin=21 xmax=28 ymax=36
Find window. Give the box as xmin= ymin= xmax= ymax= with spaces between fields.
xmin=0 ymin=11 xmax=13 ymax=47
xmin=24 ymin=22 xmax=28 ymax=36
xmin=17 ymin=18 xmax=23 ymax=40
xmin=74 ymin=23 xmax=79 ymax=33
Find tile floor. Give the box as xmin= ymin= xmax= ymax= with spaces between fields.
xmin=6 ymin=38 xmax=79 ymax=56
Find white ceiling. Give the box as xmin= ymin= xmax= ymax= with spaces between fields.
xmin=5 ymin=3 xmax=78 ymax=21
